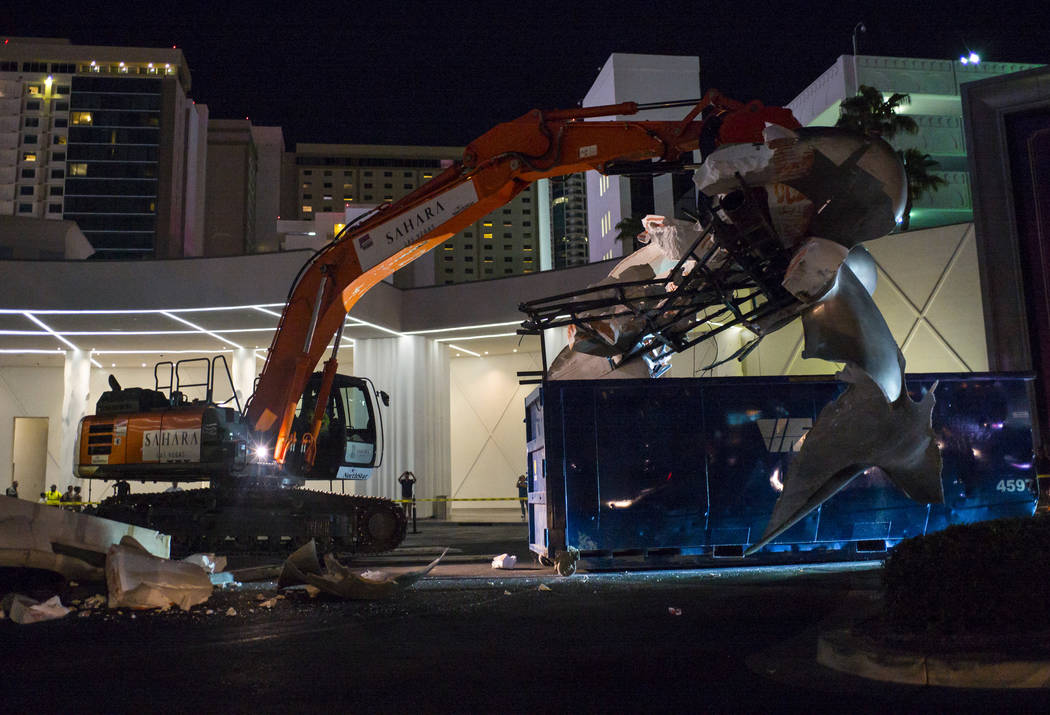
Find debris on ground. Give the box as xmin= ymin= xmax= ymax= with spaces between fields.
xmin=1 ymin=593 xmax=71 ymax=624
xmin=668 ymin=607 xmax=683 ymax=616
xmin=491 ymin=553 xmax=517 ymax=569
xmin=106 ymin=535 xmax=212 ymax=611
xmin=0 ymin=497 xmax=170 ymax=583
xmin=182 ymin=553 xmax=228 ymax=574
xmin=538 ymin=583 xmax=552 ymax=592
xmin=225 ymin=607 xmax=237 ymax=616
xmin=278 ymin=539 xmax=448 ymax=600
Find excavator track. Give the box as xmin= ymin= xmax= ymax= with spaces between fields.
xmin=92 ymin=487 xmax=407 ymax=559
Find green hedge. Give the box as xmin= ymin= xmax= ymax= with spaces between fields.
xmin=882 ymin=515 xmax=1050 ymax=633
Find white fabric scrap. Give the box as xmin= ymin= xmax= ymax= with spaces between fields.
xmin=693 ymin=142 xmax=775 ymax=195
xmin=491 ymin=553 xmax=518 ymax=569
xmin=106 ymin=537 xmax=212 ymax=611
xmin=640 ymin=215 xmax=704 ymax=262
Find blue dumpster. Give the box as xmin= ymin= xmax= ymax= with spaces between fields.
xmin=526 ymin=373 xmax=1038 ymax=569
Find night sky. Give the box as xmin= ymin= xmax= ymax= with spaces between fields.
xmin=4 ymin=0 xmax=1046 ymax=148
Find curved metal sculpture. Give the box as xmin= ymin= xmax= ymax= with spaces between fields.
xmin=520 ymin=123 xmax=944 ymax=554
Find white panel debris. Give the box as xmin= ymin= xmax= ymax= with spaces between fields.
xmin=0 ymin=498 xmax=170 ymax=581
xmin=491 ymin=553 xmax=517 ymax=569
xmin=106 ymin=536 xmax=212 ymax=611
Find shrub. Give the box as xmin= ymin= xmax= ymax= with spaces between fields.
xmin=882 ymin=515 xmax=1050 ymax=633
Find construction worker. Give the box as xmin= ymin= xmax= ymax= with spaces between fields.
xmin=517 ymin=474 xmax=528 ymax=521
xmin=45 ymin=484 xmax=62 ymax=506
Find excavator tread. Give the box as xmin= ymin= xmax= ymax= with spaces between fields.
xmin=93 ymin=486 xmax=407 ymax=558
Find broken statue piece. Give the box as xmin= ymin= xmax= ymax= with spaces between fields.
xmin=106 ymin=535 xmax=213 ymax=611
xmin=278 ymin=539 xmax=448 ymax=600
xmin=746 ymin=363 xmax=942 ymax=555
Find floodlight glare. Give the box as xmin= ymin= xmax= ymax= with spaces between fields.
xmin=960 ymin=56 xmax=969 ymax=64
xmin=970 ymin=52 xmax=980 ymax=64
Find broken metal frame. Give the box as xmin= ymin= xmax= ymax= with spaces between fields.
xmin=518 ymin=189 xmax=802 ymax=379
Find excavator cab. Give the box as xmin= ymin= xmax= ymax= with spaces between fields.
xmin=283 ymin=373 xmax=387 ymax=481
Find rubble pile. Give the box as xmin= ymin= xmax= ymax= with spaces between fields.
xmin=0 ymin=499 xmax=446 ymax=625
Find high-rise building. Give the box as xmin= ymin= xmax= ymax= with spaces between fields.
xmin=582 ymin=54 xmax=701 ymax=262
xmin=204 ymin=119 xmax=257 ymax=256
xmin=288 ymin=143 xmax=538 ymax=286
xmin=0 ymin=37 xmax=206 ymax=258
xmin=548 ymin=173 xmax=588 ymax=269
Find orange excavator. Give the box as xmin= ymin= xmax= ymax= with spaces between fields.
xmin=77 ymin=90 xmax=768 ymax=555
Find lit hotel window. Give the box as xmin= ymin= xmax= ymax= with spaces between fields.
xmin=22 ymin=152 xmax=37 ymax=162
xmin=70 ymin=163 xmax=87 ymax=176
xmin=71 ymin=112 xmax=93 ymax=125
xmin=303 ymin=206 xmax=313 ymax=213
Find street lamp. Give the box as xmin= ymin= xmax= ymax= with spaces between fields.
xmin=852 ymin=23 xmax=866 ymax=93
xmin=960 ymin=52 xmax=980 ymax=65
xmin=852 ymin=22 xmax=866 ymax=56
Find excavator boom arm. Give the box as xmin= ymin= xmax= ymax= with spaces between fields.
xmin=246 ymin=91 xmax=742 ymax=461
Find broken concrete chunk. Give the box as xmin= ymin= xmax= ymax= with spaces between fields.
xmin=0 ymin=498 xmax=169 ymax=584
xmin=106 ymin=541 xmax=212 ymax=611
xmin=1 ymin=593 xmax=71 ymax=624
xmin=279 ymin=539 xmax=448 ymax=600
xmin=491 ymin=553 xmax=517 ymax=569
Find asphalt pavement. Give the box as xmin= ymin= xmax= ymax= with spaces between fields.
xmin=7 ymin=520 xmax=1050 ymax=712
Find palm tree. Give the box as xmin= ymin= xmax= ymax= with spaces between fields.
xmin=897 ymin=148 xmax=948 ymax=231
xmin=614 ymin=215 xmax=645 ymax=254
xmin=835 ymin=85 xmax=918 ymax=139
xmin=836 ymin=85 xmax=946 ymax=230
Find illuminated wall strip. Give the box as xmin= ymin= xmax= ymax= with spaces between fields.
xmin=23 ymin=312 xmax=79 ymax=351
xmin=91 ymin=349 xmax=234 ymax=355
xmin=162 ymin=312 xmax=242 ymax=349
xmin=0 ymin=303 xmax=287 ymax=315
xmin=435 ymin=332 xmax=519 ymax=342
xmin=447 ymin=344 xmax=481 ymax=357
xmin=0 ymin=328 xmax=280 ymax=337
xmin=345 ymin=316 xmax=406 ymax=337
xmin=405 ymin=320 xmax=521 ymax=335
xmin=0 ymin=349 xmax=67 ymax=354
xmin=253 ymin=307 xmax=283 ymax=317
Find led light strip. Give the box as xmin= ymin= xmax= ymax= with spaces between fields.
xmin=447 ymin=344 xmax=481 ymax=357
xmin=3 ymin=304 xmax=527 ymax=357
xmin=0 ymin=303 xmax=287 ymax=315
xmin=405 ymin=320 xmax=521 ymax=335
xmin=435 ymin=331 xmax=519 ymax=342
xmin=162 ymin=312 xmax=242 ymax=349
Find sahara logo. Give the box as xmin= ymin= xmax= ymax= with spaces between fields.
xmin=142 ymin=429 xmax=201 ymax=463
xmin=756 ymin=418 xmax=812 ymax=453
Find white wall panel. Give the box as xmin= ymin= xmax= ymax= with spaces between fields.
xmin=450 ymin=352 xmax=541 ymax=517
xmin=354 ymin=336 xmax=450 ymax=517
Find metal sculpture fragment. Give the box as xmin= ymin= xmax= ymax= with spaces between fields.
xmin=520 ymin=116 xmax=944 ymax=553
xmin=278 ymin=539 xmax=447 ymax=599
